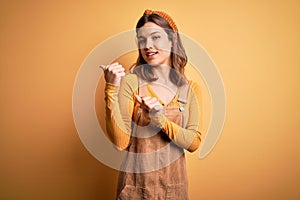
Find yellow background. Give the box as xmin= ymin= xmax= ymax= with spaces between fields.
xmin=1 ymin=0 xmax=299 ymax=199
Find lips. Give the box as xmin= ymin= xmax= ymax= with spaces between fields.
xmin=145 ymin=51 xmax=158 ymax=58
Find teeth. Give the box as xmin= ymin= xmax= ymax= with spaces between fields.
xmin=147 ymin=52 xmax=157 ymax=56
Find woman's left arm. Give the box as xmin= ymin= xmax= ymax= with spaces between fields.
xmin=151 ymin=81 xmax=202 ymax=152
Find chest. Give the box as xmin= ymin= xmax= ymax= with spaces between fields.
xmin=147 ymin=82 xmax=178 ymax=105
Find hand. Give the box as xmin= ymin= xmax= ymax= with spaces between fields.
xmin=99 ymin=62 xmax=125 ymax=86
xmin=135 ymin=95 xmax=164 ymax=117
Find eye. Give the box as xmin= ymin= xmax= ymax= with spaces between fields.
xmin=152 ymin=35 xmax=161 ymax=40
xmin=138 ymin=37 xmax=146 ymax=45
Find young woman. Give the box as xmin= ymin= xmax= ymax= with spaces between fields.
xmin=100 ymin=9 xmax=202 ymax=200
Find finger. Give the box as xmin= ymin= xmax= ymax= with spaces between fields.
xmin=112 ymin=67 xmax=125 ymax=74
xmin=143 ymin=97 xmax=158 ymax=106
xmin=111 ymin=64 xmax=124 ymax=69
xmin=135 ymin=95 xmax=143 ymax=104
xmin=148 ymin=102 xmax=163 ymax=117
xmin=110 ymin=62 xmax=119 ymax=67
xmin=142 ymin=98 xmax=160 ymax=111
xmin=99 ymin=65 xmax=108 ymax=70
xmin=99 ymin=62 xmax=120 ymax=70
xmin=135 ymin=96 xmax=151 ymax=111
xmin=152 ymin=104 xmax=163 ymax=111
xmin=148 ymin=101 xmax=162 ymax=110
xmin=141 ymin=96 xmax=152 ymax=102
xmin=108 ymin=65 xmax=124 ymax=72
xmin=116 ymin=72 xmax=126 ymax=80
xmin=106 ymin=62 xmax=120 ymax=70
xmin=118 ymin=72 xmax=126 ymax=77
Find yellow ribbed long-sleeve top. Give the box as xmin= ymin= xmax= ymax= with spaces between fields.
xmin=105 ymin=73 xmax=202 ymax=152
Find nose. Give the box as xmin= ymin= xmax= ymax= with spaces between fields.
xmin=144 ymin=38 xmax=153 ymax=49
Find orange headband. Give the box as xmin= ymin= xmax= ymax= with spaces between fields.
xmin=143 ymin=9 xmax=178 ymax=32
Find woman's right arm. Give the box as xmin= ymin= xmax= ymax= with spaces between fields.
xmin=103 ymin=63 xmax=138 ymax=150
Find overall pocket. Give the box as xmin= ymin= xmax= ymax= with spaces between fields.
xmin=117 ymin=185 xmax=150 ymax=200
xmin=165 ymin=184 xmax=188 ymax=200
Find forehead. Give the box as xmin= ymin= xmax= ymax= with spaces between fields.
xmin=137 ymin=22 xmax=168 ymax=37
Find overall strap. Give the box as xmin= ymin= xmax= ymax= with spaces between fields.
xmin=138 ymin=77 xmax=190 ymax=103
xmin=177 ymin=83 xmax=189 ymax=104
xmin=178 ymin=82 xmax=190 ymax=128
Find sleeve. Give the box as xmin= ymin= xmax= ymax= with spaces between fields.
xmin=104 ymin=74 xmax=138 ymax=150
xmin=151 ymin=81 xmax=202 ymax=152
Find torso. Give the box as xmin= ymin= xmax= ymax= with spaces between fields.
xmin=148 ymin=81 xmax=179 ymax=105
xmin=116 ymin=76 xmax=189 ymax=199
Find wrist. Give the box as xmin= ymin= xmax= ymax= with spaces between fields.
xmin=150 ymin=114 xmax=166 ymax=129
xmin=105 ymin=82 xmax=119 ymax=93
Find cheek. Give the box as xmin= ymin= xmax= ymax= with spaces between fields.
xmin=156 ymin=41 xmax=172 ymax=52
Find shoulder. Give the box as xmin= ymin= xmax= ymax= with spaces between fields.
xmin=187 ymin=80 xmax=200 ymax=91
xmin=121 ymin=73 xmax=138 ymax=85
xmin=120 ymin=73 xmax=139 ymax=91
xmin=122 ymin=73 xmax=138 ymax=83
xmin=178 ymin=80 xmax=201 ymax=103
xmin=187 ymin=80 xmax=201 ymax=98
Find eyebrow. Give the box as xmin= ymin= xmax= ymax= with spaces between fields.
xmin=137 ymin=31 xmax=161 ymax=38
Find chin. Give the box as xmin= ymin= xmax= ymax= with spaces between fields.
xmin=146 ymin=61 xmax=159 ymax=65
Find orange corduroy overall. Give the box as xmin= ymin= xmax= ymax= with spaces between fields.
xmin=116 ymin=80 xmax=190 ymax=200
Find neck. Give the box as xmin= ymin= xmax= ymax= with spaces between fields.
xmin=153 ymin=65 xmax=171 ymax=83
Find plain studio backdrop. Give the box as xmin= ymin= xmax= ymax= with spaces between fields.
xmin=1 ymin=0 xmax=299 ymax=199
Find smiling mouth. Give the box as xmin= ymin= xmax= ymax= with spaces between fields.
xmin=146 ymin=52 xmax=158 ymax=58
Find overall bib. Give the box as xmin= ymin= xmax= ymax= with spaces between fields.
xmin=116 ymin=79 xmax=190 ymax=200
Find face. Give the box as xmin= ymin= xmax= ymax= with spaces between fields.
xmin=137 ymin=22 xmax=173 ymax=67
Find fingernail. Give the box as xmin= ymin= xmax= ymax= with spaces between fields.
xmin=100 ymin=65 xmax=107 ymax=70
